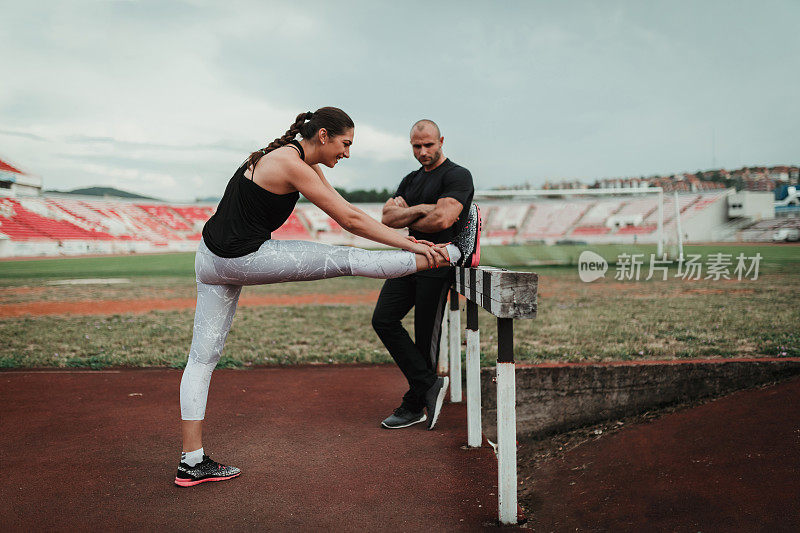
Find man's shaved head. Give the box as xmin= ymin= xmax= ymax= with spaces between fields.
xmin=410 ymin=119 xmax=441 ymax=138
xmin=409 ymin=119 xmax=444 ymax=170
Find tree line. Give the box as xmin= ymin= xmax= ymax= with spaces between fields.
xmin=299 ymin=188 xmax=396 ymax=203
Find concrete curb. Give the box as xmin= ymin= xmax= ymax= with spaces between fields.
xmin=480 ymin=358 xmax=800 ymax=440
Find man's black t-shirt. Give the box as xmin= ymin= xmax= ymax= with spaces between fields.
xmin=395 ymin=158 xmax=474 ymax=277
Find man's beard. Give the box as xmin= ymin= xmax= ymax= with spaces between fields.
xmin=422 ymin=151 xmax=442 ymax=166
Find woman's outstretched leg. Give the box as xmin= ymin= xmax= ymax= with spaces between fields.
xmin=195 ymin=238 xmax=456 ymax=286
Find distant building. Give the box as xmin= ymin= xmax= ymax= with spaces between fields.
xmin=542 ymin=179 xmax=588 ymax=190
xmin=728 ymin=191 xmax=774 ymax=221
xmin=516 ymin=165 xmax=798 ymax=193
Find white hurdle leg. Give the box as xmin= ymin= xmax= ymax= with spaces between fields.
xmin=465 ymin=299 xmax=481 ymax=447
xmin=496 ymin=318 xmax=517 ymax=525
xmin=437 ymin=305 xmax=449 ymax=375
xmin=448 ymin=288 xmax=462 ymax=402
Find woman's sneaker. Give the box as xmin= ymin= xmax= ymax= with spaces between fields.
xmin=174 ymin=455 xmax=241 ymax=487
xmin=452 ymin=203 xmax=481 ymax=267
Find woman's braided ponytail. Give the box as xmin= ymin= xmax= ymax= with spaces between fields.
xmin=245 ymin=107 xmax=354 ymax=170
xmin=265 ymin=111 xmax=313 ymax=153
xmin=246 ymin=111 xmax=313 ymax=169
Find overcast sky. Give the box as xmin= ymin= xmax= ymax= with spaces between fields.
xmin=1 ymin=0 xmax=798 ymax=201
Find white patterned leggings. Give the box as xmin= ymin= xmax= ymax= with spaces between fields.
xmin=180 ymin=238 xmax=418 ymax=420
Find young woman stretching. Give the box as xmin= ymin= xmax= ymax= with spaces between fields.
xmin=176 ymin=107 xmax=479 ymax=486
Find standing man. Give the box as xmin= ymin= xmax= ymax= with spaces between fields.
xmin=372 ymin=119 xmax=475 ymax=430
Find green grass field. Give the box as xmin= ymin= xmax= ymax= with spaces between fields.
xmin=0 ymin=252 xmax=196 ymax=281
xmin=482 ymin=242 xmax=800 ymax=273
xmin=1 ymin=242 xmax=795 ymax=281
xmin=1 ymin=243 xmax=798 ymax=368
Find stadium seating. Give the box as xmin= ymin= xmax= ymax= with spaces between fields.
xmin=617 ymin=225 xmax=658 ymax=235
xmin=616 ymin=197 xmax=658 ymax=219
xmin=271 ymin=212 xmax=312 ymax=240
xmin=299 ymin=205 xmax=343 ymax=234
xmin=738 ymin=216 xmax=800 ymax=241
xmin=678 ymin=192 xmax=725 ymax=218
xmin=571 ymin=226 xmax=611 ymax=236
xmin=96 ymin=203 xmax=183 ymax=242
xmin=543 ymin=202 xmax=588 ymax=236
xmin=0 ymin=198 xmax=115 ymax=240
xmin=575 ymin=199 xmax=623 ymax=225
xmin=171 ymin=206 xmax=215 ymax=225
xmin=519 ymin=202 xmax=587 ymax=239
xmin=644 ymin=194 xmax=700 ymax=225
xmin=566 ymin=200 xmax=620 ymax=237
xmin=0 ymin=189 xmax=744 ymax=256
xmin=46 ymin=199 xmax=112 ymax=232
xmin=136 ymin=205 xmax=192 ymax=231
xmin=485 ymin=203 xmax=529 ymax=234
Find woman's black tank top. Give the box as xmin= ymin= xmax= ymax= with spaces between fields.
xmin=201 ymin=147 xmax=301 ymax=258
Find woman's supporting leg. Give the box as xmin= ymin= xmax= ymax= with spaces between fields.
xmin=180 ymin=282 xmax=242 ymax=432
xmin=181 ymin=420 xmax=203 ymax=454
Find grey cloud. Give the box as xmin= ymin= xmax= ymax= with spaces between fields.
xmin=0 ymin=129 xmax=49 ymax=142
xmin=1 ymin=0 xmax=798 ymax=199
xmin=60 ymin=134 xmax=248 ymax=154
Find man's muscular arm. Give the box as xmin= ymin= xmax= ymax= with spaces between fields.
xmin=381 ymin=196 xmax=436 ymax=228
xmin=409 ymin=197 xmax=463 ymax=233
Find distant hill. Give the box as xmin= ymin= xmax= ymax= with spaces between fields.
xmin=195 ymin=196 xmax=221 ymax=204
xmin=46 ymin=186 xmax=160 ymax=201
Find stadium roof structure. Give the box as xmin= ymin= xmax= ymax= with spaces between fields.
xmin=0 ymin=157 xmax=25 ymax=181
xmin=475 ymin=186 xmax=663 ymax=198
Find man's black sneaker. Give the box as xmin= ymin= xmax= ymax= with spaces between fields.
xmin=425 ymin=376 xmax=450 ymax=430
xmin=174 ymin=455 xmax=241 ymax=487
xmin=452 ymin=203 xmax=481 ymax=267
xmin=381 ymin=406 xmax=427 ymax=429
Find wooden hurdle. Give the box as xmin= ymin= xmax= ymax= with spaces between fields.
xmin=448 ymin=265 xmax=538 ymax=525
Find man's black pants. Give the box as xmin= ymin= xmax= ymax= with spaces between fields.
xmin=371 ymin=272 xmax=451 ymax=412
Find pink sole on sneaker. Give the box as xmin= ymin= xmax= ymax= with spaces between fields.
xmin=470 ymin=204 xmax=482 ymax=267
xmin=174 ymin=473 xmax=240 ymax=487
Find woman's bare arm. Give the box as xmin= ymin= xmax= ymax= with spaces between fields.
xmin=288 ymin=161 xmax=442 ymax=264
xmin=311 ymin=164 xmax=376 ymax=219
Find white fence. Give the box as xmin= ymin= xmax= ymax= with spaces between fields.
xmin=444 ymin=265 xmax=538 ymax=525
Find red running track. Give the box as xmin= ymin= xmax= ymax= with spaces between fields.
xmin=1 ymin=366 xmax=503 ymax=532
xmin=524 ymin=375 xmax=800 ymax=532
xmin=3 ymin=366 xmax=799 ymax=531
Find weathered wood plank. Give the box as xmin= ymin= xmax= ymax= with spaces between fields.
xmin=454 ymin=266 xmax=538 ymax=319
